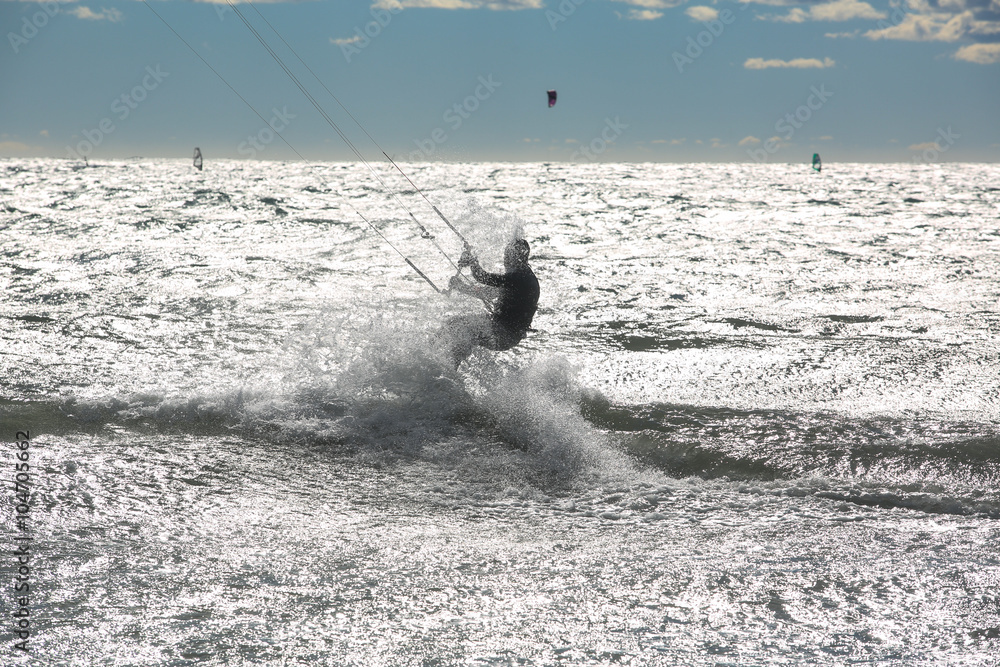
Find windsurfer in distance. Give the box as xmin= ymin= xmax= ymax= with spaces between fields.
xmin=444 ymin=238 xmax=539 ymax=368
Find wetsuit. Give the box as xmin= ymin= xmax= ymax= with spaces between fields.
xmin=446 ymin=257 xmax=539 ymax=366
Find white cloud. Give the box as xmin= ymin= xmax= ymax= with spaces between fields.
xmin=909 ymin=141 xmax=944 ymax=151
xmin=769 ymin=0 xmax=885 ymax=23
xmin=70 ymin=6 xmax=123 ymax=22
xmin=192 ymin=0 xmax=334 ymax=4
xmin=737 ymin=0 xmax=798 ymax=6
xmin=614 ymin=0 xmax=685 ymax=8
xmin=953 ymin=42 xmax=1000 ymax=63
xmin=612 ymin=0 xmax=687 ymax=16
xmin=331 ymin=35 xmax=363 ymax=46
xmin=970 ymin=20 xmax=1000 ymax=36
xmin=685 ymin=5 xmax=719 ymax=21
xmin=39 ymin=129 xmax=49 ymax=138
xmin=738 ymin=136 xmax=762 ymax=146
xmin=625 ymin=9 xmax=664 ymax=19
xmin=744 ymin=56 xmax=837 ymax=68
xmin=810 ymin=0 xmax=884 ymax=21
xmin=774 ymin=8 xmax=809 ymax=22
xmin=864 ymin=10 xmax=973 ymax=41
xmin=371 ymin=0 xmax=543 ymax=8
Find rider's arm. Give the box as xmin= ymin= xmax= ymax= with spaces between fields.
xmin=449 ymin=274 xmax=498 ymax=300
xmin=459 ymin=247 xmax=512 ymax=289
xmin=469 ymin=258 xmax=512 ymax=288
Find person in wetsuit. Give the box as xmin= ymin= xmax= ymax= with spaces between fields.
xmin=444 ymin=238 xmax=539 ymax=368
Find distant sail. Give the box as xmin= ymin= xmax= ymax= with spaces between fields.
xmin=812 ymin=153 xmax=821 ymax=172
xmin=547 ymin=90 xmax=557 ymax=108
xmin=193 ymin=147 xmax=203 ymax=171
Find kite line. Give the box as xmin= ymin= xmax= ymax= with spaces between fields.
xmin=240 ymin=0 xmax=472 ymax=250
xmin=140 ymin=0 xmax=469 ymax=294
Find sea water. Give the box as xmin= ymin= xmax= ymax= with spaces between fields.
xmin=1 ymin=158 xmax=999 ymax=666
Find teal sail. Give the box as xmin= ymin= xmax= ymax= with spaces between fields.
xmin=812 ymin=153 xmax=821 ymax=172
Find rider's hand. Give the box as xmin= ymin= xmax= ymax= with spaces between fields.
xmin=458 ymin=247 xmax=474 ymax=268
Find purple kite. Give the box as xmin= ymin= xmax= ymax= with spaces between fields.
xmin=547 ymin=90 xmax=557 ymax=108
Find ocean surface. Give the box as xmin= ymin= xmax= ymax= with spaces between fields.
xmin=2 ymin=158 xmax=999 ymax=666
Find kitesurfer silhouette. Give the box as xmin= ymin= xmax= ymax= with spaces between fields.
xmin=444 ymin=238 xmax=539 ymax=368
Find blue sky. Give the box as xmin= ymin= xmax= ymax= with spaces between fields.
xmin=1 ymin=0 xmax=998 ymax=162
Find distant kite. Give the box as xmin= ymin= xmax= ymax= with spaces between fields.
xmin=547 ymin=90 xmax=557 ymax=108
